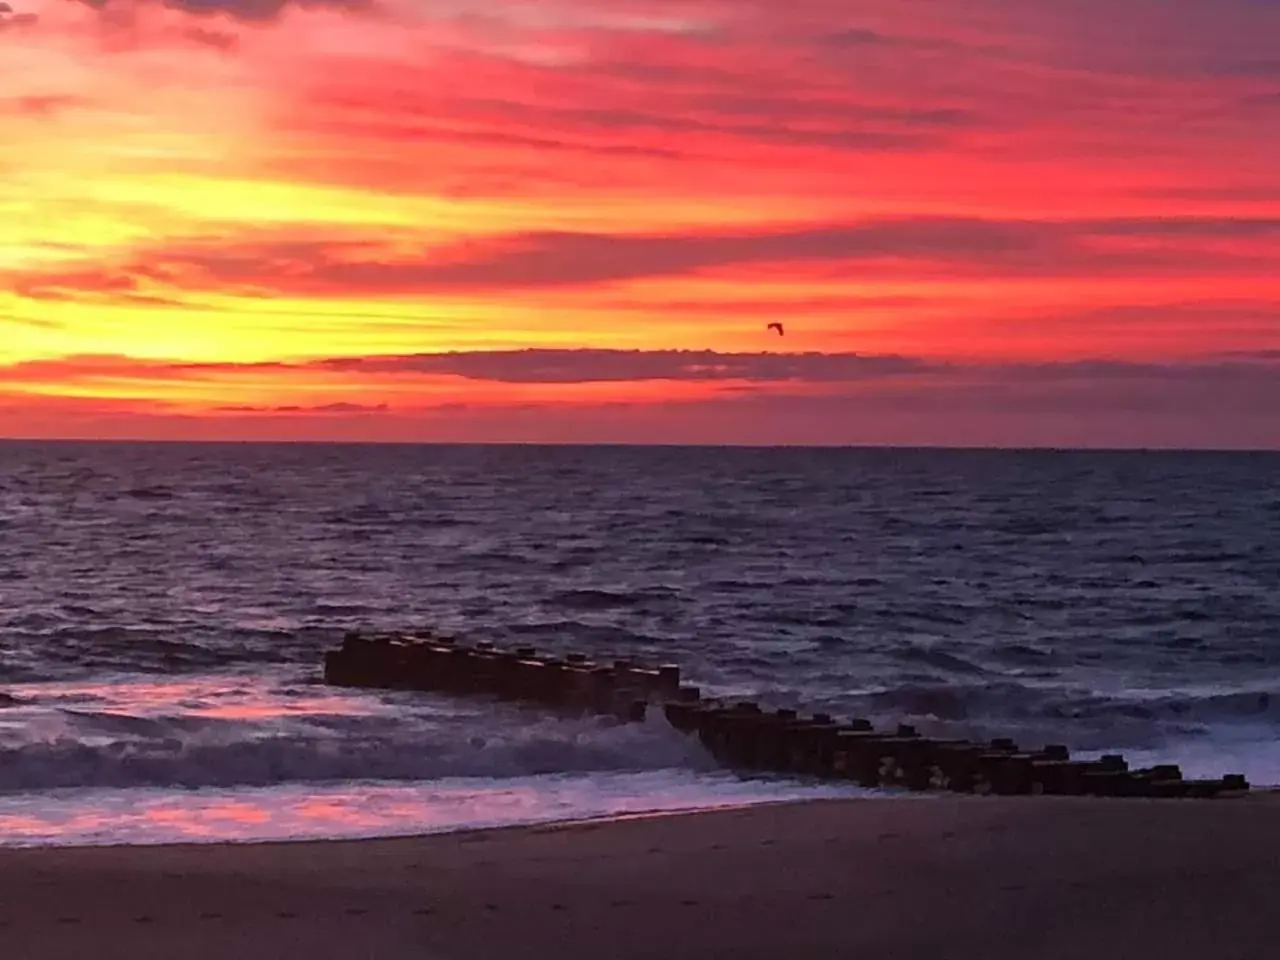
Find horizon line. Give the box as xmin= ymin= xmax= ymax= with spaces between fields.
xmin=1 ymin=437 xmax=1277 ymax=455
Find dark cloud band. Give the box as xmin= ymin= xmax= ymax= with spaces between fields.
xmin=4 ymin=348 xmax=1278 ymax=387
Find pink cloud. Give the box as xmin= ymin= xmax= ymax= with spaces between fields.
xmin=7 ymin=216 xmax=1279 ymax=306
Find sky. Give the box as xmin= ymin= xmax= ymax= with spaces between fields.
xmin=1 ymin=0 xmax=1278 ymax=447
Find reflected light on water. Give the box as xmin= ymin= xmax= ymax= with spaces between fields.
xmin=0 ymin=772 xmax=867 ymax=848
xmin=5 ymin=675 xmax=389 ymax=721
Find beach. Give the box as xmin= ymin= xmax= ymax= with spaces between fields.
xmin=2 ymin=794 xmax=1277 ymax=959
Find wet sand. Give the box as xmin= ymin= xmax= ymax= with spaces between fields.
xmin=1 ymin=794 xmax=1277 ymax=959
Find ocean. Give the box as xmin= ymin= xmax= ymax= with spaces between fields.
xmin=1 ymin=441 xmax=1277 ymax=846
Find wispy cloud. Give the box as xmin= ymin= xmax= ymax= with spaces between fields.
xmin=72 ymin=0 xmax=370 ymax=22
xmin=0 ymin=2 xmax=37 ymax=28
xmin=8 ymin=215 xmax=1280 ymax=304
xmin=216 ymin=401 xmax=389 ymax=414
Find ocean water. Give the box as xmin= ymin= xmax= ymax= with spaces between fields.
xmin=0 ymin=442 xmax=1277 ymax=845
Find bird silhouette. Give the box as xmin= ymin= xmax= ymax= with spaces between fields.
xmin=766 ymin=322 xmax=784 ymax=336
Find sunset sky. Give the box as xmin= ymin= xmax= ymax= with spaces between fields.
xmin=2 ymin=0 xmax=1278 ymax=447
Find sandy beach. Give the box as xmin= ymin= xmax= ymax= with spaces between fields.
xmin=1 ymin=794 xmax=1277 ymax=959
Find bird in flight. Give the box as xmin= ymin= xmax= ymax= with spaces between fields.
xmin=766 ymin=322 xmax=784 ymax=336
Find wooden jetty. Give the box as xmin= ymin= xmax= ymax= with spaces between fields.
xmin=324 ymin=632 xmax=1251 ymax=800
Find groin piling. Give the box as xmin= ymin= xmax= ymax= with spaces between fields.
xmin=323 ymin=633 xmax=1250 ymax=800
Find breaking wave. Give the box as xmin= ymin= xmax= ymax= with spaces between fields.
xmin=0 ymin=703 xmax=715 ymax=793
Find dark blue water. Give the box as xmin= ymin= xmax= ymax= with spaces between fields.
xmin=0 ymin=442 xmax=1277 ymax=842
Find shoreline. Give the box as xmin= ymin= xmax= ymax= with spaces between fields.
xmin=0 ymin=784 xmax=1274 ymax=853
xmin=0 ymin=795 xmax=815 ymax=853
xmin=0 ymin=771 xmax=871 ymax=849
xmin=2 ymin=794 xmax=1278 ymax=958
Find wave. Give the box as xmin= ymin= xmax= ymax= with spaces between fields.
xmin=120 ymin=486 xmax=176 ymax=501
xmin=863 ymin=681 xmax=1037 ymax=721
xmin=1057 ymin=689 xmax=1278 ymax=725
xmin=989 ymin=642 xmax=1061 ymax=664
xmin=0 ymin=714 xmax=715 ymax=793
xmin=892 ymin=644 xmax=989 ymax=676
xmin=544 ymin=588 xmax=677 ymax=612
xmin=866 ymin=680 xmax=1279 ymax=725
xmin=0 ymin=627 xmax=328 ymax=680
xmin=502 ymin=621 xmax=670 ymax=647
